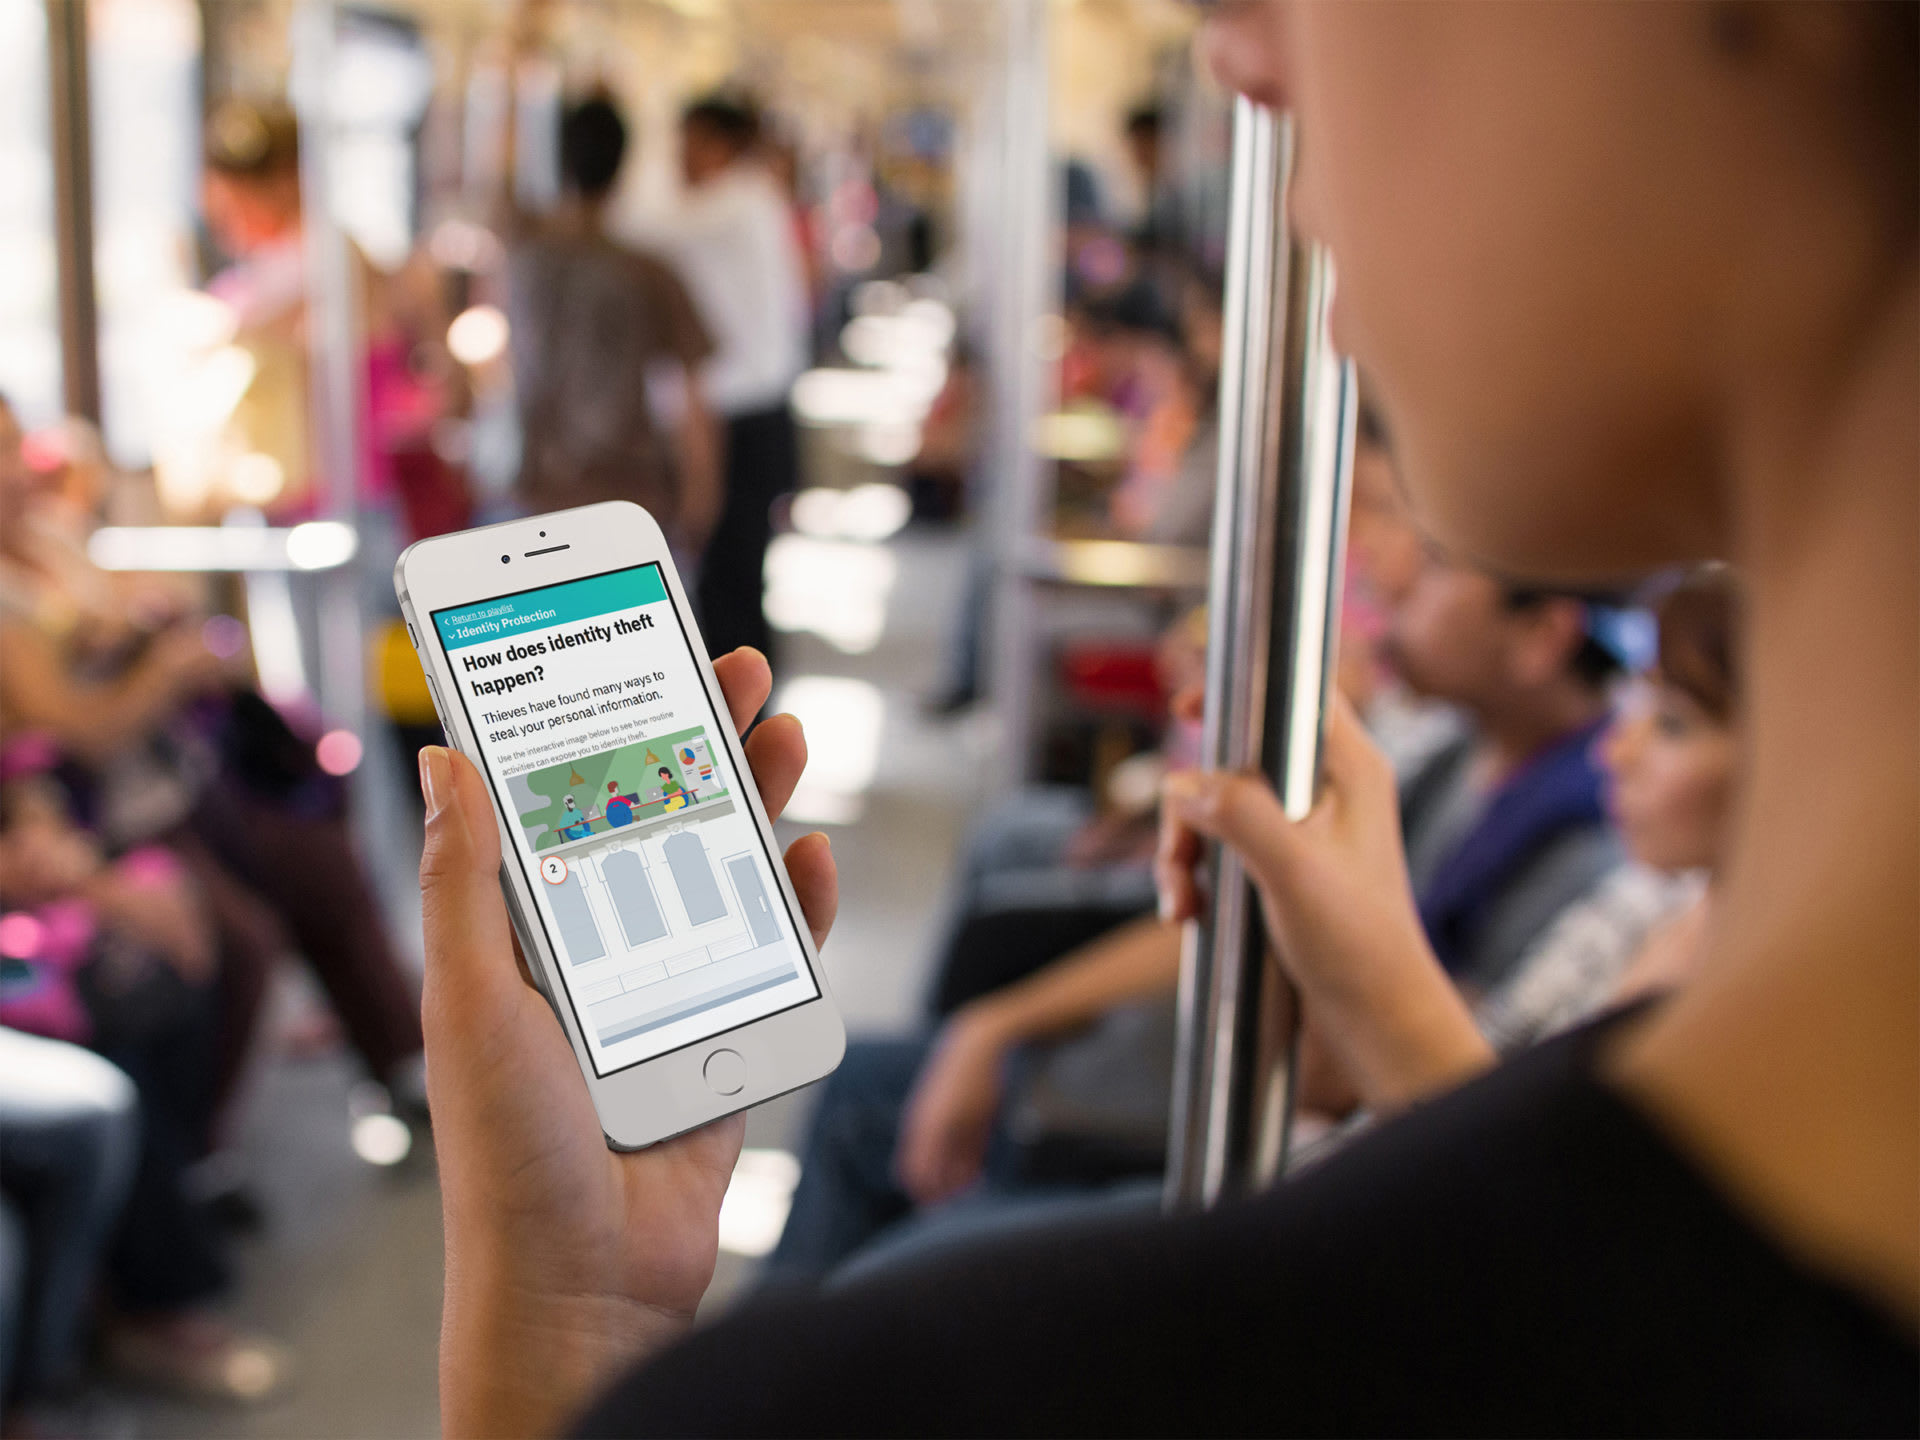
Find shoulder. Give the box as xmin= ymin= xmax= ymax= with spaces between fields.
xmin=579 ymin=1018 xmax=1917 ymax=1437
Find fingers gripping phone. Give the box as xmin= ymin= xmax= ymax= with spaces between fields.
xmin=396 ymin=502 xmax=844 ymax=1148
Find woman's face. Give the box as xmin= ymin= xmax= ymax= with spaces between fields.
xmin=1600 ymin=678 xmax=1739 ymax=874
xmin=1199 ymin=2 xmax=1886 ymax=585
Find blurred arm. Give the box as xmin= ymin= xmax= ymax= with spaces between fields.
xmin=965 ymin=913 xmax=1181 ymax=1048
xmin=0 ymin=619 xmax=222 ymax=763
xmin=673 ymin=376 xmax=723 ymax=550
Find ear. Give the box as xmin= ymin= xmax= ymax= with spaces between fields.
xmin=1508 ymin=599 xmax=1588 ymax=689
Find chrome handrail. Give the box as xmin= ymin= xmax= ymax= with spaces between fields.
xmin=1165 ymin=101 xmax=1356 ymax=1211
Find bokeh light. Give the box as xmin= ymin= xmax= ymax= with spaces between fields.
xmin=315 ymin=729 xmax=364 ymax=776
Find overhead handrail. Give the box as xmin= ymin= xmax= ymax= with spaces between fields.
xmin=1165 ymin=101 xmax=1356 ymax=1211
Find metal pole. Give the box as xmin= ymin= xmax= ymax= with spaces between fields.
xmin=1165 ymin=102 xmax=1356 ymax=1211
xmin=46 ymin=0 xmax=101 ymax=426
xmin=987 ymin=0 xmax=1057 ymax=778
xmin=290 ymin=1 xmax=371 ymax=791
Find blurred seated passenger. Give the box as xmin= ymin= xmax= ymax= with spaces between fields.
xmin=1386 ymin=555 xmax=1626 ymax=995
xmin=0 ymin=1029 xmax=136 ymax=1416
xmin=0 ymin=787 xmax=289 ymax=1403
xmin=503 ymin=93 xmax=720 ymax=551
xmin=1479 ymin=568 xmax=1739 ymax=1050
xmin=0 ymin=396 xmax=425 ymax=1123
xmin=1109 ymin=272 xmax=1225 ymax=548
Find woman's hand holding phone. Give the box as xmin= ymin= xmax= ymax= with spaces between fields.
xmin=418 ymin=647 xmax=838 ymax=1440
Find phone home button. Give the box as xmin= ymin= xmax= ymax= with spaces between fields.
xmin=703 ymin=1048 xmax=746 ymax=1097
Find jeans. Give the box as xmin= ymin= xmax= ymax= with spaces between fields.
xmin=764 ymin=1038 xmax=933 ymax=1283
xmin=0 ymin=1030 xmax=139 ymax=1401
xmin=766 ymin=1035 xmax=1161 ymax=1287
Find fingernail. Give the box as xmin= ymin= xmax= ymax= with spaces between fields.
xmin=419 ymin=746 xmax=452 ymax=825
xmin=1157 ymin=887 xmax=1176 ymax=923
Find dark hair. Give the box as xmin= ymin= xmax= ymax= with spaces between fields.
xmin=1655 ymin=567 xmax=1741 ymax=724
xmin=1081 ymin=279 xmax=1183 ymax=347
xmin=1125 ymin=104 xmax=1163 ymax=138
xmin=560 ymin=96 xmax=628 ymax=198
xmin=1502 ymin=587 xmax=1627 ymax=691
xmin=205 ymin=100 xmax=299 ymax=178
xmin=659 ymin=766 xmax=672 ymax=777
xmin=682 ymin=95 xmax=760 ymax=152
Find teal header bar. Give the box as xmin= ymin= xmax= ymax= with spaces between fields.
xmin=432 ymin=565 xmax=666 ymax=650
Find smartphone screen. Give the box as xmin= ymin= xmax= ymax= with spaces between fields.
xmin=429 ymin=564 xmax=820 ymax=1077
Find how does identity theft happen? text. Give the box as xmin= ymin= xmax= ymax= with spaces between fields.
xmin=458 ymin=615 xmax=655 ymax=698
xmin=451 ymin=613 xmax=677 ymax=753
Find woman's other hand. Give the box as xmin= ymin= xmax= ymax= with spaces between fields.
xmin=1154 ymin=698 xmax=1489 ymax=1110
xmin=419 ymin=647 xmax=838 ymax=1439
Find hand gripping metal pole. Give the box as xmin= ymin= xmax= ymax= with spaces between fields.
xmin=1164 ymin=101 xmax=1356 ymax=1211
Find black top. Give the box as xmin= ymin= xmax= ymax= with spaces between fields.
xmin=577 ymin=1012 xmax=1918 ymax=1437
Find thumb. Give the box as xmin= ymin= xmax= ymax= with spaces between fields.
xmin=417 ymin=747 xmax=521 ymax=1009
xmin=1161 ymin=769 xmax=1299 ymax=895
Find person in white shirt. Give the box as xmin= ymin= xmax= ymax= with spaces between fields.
xmin=657 ymin=96 xmax=810 ymax=666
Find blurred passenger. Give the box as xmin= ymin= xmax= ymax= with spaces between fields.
xmin=1387 ymin=556 xmax=1624 ymax=994
xmin=200 ymin=101 xmax=465 ymax=527
xmin=506 ymin=95 xmax=720 ymax=549
xmin=654 ymin=95 xmax=810 ymax=664
xmin=1111 ymin=271 xmax=1223 ymax=546
xmin=0 ymin=787 xmax=290 ymax=1403
xmin=0 ymin=396 xmax=425 ymax=1124
xmin=0 ymin=1030 xmax=136 ymax=1414
xmin=1122 ymin=104 xmax=1180 ymax=260
xmin=1480 ymin=569 xmax=1740 ymax=1049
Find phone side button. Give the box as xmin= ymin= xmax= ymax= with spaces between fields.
xmin=702 ymin=1048 xmax=746 ymax=1097
xmin=501 ymin=883 xmax=554 ymax=1006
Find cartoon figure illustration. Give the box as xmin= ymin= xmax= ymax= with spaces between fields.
xmin=604 ymin=779 xmax=635 ymax=828
xmin=658 ymin=765 xmax=693 ymax=812
xmin=557 ymin=793 xmax=594 ymax=841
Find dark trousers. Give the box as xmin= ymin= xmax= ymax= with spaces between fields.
xmin=698 ymin=405 xmax=798 ymax=668
xmin=188 ymin=780 xmax=423 ymax=1087
xmin=90 ymin=986 xmax=231 ymax=1314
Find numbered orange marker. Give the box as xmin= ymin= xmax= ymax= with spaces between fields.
xmin=540 ymin=856 xmax=567 ymax=885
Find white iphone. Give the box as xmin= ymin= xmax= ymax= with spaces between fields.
xmin=394 ymin=501 xmax=844 ymax=1149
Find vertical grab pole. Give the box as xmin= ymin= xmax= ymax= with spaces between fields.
xmin=987 ymin=0 xmax=1057 ymax=779
xmin=1164 ymin=103 xmax=1356 ymax=1211
xmin=47 ymin=0 xmax=102 ymax=426
xmin=290 ymin=2 xmax=371 ymax=818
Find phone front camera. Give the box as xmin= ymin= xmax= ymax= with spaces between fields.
xmin=501 ymin=554 xmax=510 ymax=564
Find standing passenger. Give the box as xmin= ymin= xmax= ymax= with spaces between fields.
xmin=508 ymin=96 xmax=720 ymax=550
xmin=656 ymin=96 xmax=810 ymax=666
